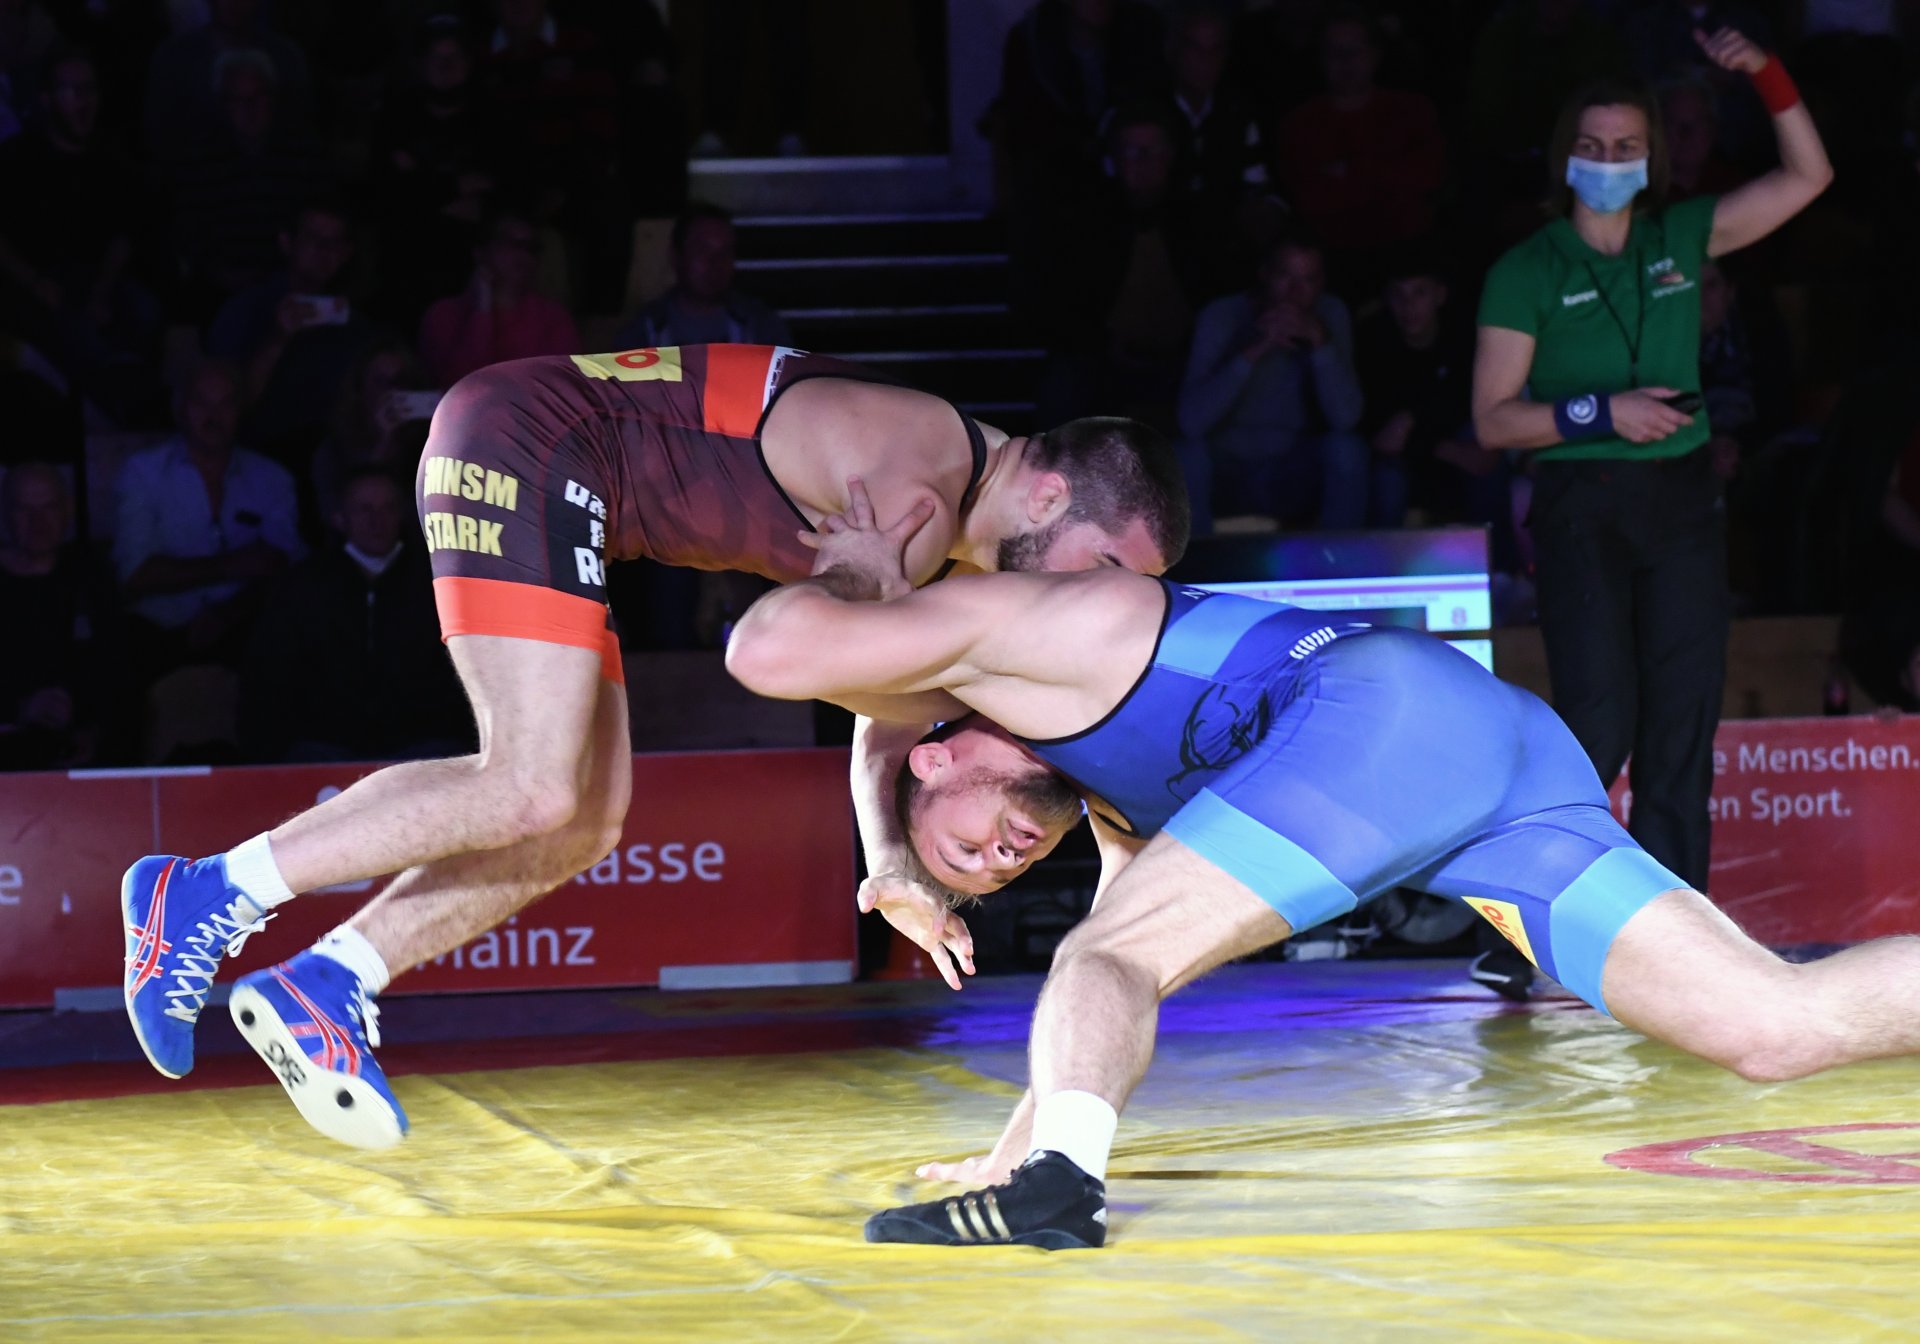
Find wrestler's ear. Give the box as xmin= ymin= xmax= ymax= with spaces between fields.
xmin=907 ymin=741 xmax=953 ymax=782
xmin=1025 ymin=470 xmax=1071 ymax=524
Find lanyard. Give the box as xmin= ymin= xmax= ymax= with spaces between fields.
xmin=1583 ymin=246 xmax=1645 ymax=388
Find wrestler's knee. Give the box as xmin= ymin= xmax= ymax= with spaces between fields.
xmin=1720 ymin=1010 xmax=1837 ymax=1083
xmin=483 ymin=763 xmax=589 ymax=846
xmin=1054 ymin=919 xmax=1185 ymax=999
xmin=1677 ymin=971 xmax=1836 ymax=1083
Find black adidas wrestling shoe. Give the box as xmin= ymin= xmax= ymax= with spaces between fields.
xmin=1469 ymin=946 xmax=1536 ymax=1002
xmin=864 ymin=1151 xmax=1108 ymax=1250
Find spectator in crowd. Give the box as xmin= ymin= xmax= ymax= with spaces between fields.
xmin=1661 ymin=76 xmax=1748 ymax=200
xmin=0 ymin=462 xmax=120 ymax=768
xmin=1164 ymin=1 xmax=1277 ymax=267
xmin=113 ymin=358 xmax=304 ymax=684
xmin=311 ymin=342 xmax=437 ymax=523
xmin=240 ymin=465 xmax=469 ymax=764
xmin=206 ymin=196 xmax=367 ymax=471
xmin=1272 ymin=5 xmax=1446 ymax=290
xmin=612 ymin=202 xmax=789 ymax=349
xmin=993 ymin=0 xmax=1169 ymax=331
xmin=144 ymin=0 xmax=312 ymax=168
xmin=992 ymin=0 xmax=1169 ymax=210
xmin=1357 ymin=250 xmax=1508 ymax=549
xmin=482 ymin=0 xmax=630 ymax=306
xmin=1472 ymin=35 xmax=1832 ymax=905
xmin=418 ymin=206 xmax=578 ymax=387
xmin=164 ymin=47 xmax=333 ymax=310
xmin=0 ymin=45 xmax=161 ymax=426
xmin=206 ymin=196 xmax=362 ymax=464
xmin=1177 ymin=233 xmax=1368 ymax=534
xmin=367 ymin=16 xmax=497 ymax=328
xmin=1030 ymin=104 xmax=1208 ymax=429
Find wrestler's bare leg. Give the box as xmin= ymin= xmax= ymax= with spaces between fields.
xmin=1600 ymin=888 xmax=1920 ymax=1081
xmin=1030 ymin=833 xmax=1293 ymax=1111
xmin=347 ymin=670 xmax=632 ymax=976
xmin=265 ymin=636 xmax=605 ymax=895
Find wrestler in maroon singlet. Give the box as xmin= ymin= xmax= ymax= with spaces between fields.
xmin=414 ymin=344 xmax=985 ymax=681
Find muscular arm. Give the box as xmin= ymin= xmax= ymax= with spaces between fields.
xmin=727 ymin=569 xmax=1139 ymax=735
xmin=1177 ymin=299 xmax=1258 ymax=439
xmin=728 ymin=575 xmax=995 ymax=701
xmin=1707 ymin=99 xmax=1833 ymax=259
xmin=1471 ymin=325 xmax=1562 ymax=450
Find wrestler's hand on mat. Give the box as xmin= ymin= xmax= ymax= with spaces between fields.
xmin=858 ymin=872 xmax=976 ymax=990
xmin=915 ymin=1152 xmax=1015 ymax=1185
xmin=800 ymin=475 xmax=934 ymax=601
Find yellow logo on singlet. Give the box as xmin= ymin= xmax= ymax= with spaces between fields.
xmin=571 ymin=347 xmax=684 ymax=383
xmin=1464 ymin=897 xmax=1539 ymax=967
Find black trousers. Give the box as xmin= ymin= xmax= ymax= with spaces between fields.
xmin=1530 ymin=448 xmax=1729 ymax=891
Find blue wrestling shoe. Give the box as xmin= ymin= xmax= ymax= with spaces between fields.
xmin=865 ymin=1152 xmax=1108 ymax=1249
xmin=122 ymin=855 xmax=274 ymax=1079
xmin=229 ymin=950 xmax=408 ymax=1150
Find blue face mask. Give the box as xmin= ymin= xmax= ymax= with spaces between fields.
xmin=1565 ymin=156 xmax=1648 ymax=215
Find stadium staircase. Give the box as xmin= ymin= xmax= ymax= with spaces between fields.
xmin=732 ymin=212 xmax=1041 ymax=433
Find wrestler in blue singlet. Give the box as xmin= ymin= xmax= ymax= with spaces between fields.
xmin=1014 ymin=583 xmax=1687 ymax=1013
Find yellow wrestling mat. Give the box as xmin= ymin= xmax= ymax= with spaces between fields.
xmin=5 ymin=962 xmax=1918 ymax=1342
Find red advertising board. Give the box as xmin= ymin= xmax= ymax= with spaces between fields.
xmin=0 ymin=749 xmax=856 ymax=1009
xmin=1609 ymin=716 xmax=1920 ymax=945
xmin=3 ymin=721 xmax=1916 ymax=1010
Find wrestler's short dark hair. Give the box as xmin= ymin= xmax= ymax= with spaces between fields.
xmin=1026 ymin=417 xmax=1190 ymax=565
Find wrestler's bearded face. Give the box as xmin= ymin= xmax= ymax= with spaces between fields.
xmin=908 ymin=763 xmax=1083 ymax=896
xmin=995 ymin=516 xmax=1069 ymax=572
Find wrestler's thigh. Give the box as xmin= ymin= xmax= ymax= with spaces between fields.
xmin=449 ymin=634 xmax=603 ymax=778
xmin=1599 ymin=887 xmax=1798 ymax=1057
xmin=1066 ymin=831 xmax=1295 ymax=996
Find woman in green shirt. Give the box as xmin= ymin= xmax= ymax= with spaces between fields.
xmin=1472 ymin=28 xmax=1830 ymax=904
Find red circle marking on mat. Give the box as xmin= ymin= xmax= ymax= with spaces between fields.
xmin=1606 ymin=1123 xmax=1920 ymax=1183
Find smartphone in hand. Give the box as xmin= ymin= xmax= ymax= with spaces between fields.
xmin=289 ymin=294 xmax=351 ymax=328
xmin=387 ymin=389 xmax=443 ymax=423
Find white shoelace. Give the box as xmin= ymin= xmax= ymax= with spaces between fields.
xmin=351 ymin=985 xmax=383 ymax=1050
xmin=162 ymin=901 xmax=274 ymax=1025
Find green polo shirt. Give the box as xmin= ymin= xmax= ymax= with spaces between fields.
xmin=1478 ymin=194 xmax=1718 ymax=461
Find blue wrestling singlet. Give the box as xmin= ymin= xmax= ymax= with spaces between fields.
xmin=1014 ymin=583 xmax=1687 ymax=1014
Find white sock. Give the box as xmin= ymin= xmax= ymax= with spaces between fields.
xmin=1027 ymin=1090 xmax=1118 ymax=1183
xmin=312 ymin=926 xmax=392 ymax=996
xmin=224 ymin=833 xmax=296 ymax=912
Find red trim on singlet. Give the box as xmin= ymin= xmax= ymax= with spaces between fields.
xmin=702 ymin=344 xmax=777 ymax=438
xmin=433 ymin=576 xmax=624 ymax=684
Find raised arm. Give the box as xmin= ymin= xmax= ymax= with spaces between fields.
xmin=1699 ymin=32 xmax=1833 ymax=259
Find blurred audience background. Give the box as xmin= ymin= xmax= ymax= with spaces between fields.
xmin=2 ymin=0 xmax=1917 ymax=768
